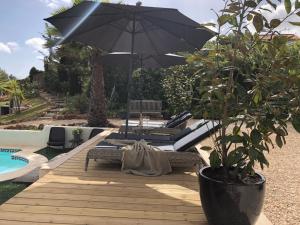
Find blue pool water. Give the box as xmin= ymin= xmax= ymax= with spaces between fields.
xmin=0 ymin=151 xmax=28 ymax=174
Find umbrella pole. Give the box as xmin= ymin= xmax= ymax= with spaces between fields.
xmin=125 ymin=16 xmax=136 ymax=138
xmin=139 ymin=56 xmax=143 ymax=128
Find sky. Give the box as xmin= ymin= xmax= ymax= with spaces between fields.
xmin=0 ymin=0 xmax=299 ymax=79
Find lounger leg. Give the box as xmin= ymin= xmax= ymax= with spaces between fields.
xmin=195 ymin=163 xmax=201 ymax=175
xmin=85 ymin=157 xmax=89 ymax=172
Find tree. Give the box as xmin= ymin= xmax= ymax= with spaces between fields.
xmin=0 ymin=68 xmax=9 ymax=81
xmin=0 ymin=79 xmax=24 ymax=113
xmin=29 ymin=67 xmax=41 ymax=83
xmin=88 ymin=49 xmax=108 ymax=126
xmin=44 ymin=0 xmax=109 ymax=127
xmin=189 ymin=0 xmax=300 ymax=180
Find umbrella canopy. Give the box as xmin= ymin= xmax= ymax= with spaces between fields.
xmin=45 ymin=2 xmax=215 ymax=136
xmin=45 ymin=2 xmax=215 ymax=54
xmin=103 ymin=52 xmax=186 ymax=69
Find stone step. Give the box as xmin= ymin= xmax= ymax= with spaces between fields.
xmin=40 ymin=116 xmax=53 ymax=119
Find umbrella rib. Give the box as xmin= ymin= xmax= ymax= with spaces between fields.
xmin=64 ymin=14 xmax=128 ymax=38
xmin=143 ymin=14 xmax=201 ymax=30
xmin=48 ymin=12 xmax=128 ymax=20
xmin=104 ymin=3 xmax=178 ymax=14
xmin=109 ymin=20 xmax=131 ymax=52
xmin=139 ymin=20 xmax=161 ymax=55
xmin=142 ymin=16 xmax=200 ymax=50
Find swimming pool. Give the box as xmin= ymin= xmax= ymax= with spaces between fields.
xmin=0 ymin=149 xmax=28 ymax=175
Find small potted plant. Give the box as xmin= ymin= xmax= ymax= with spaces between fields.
xmin=72 ymin=128 xmax=83 ymax=142
xmin=190 ymin=1 xmax=300 ymax=225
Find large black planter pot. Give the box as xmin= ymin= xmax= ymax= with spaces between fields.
xmin=199 ymin=167 xmax=266 ymax=225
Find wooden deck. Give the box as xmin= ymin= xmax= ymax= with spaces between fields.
xmin=0 ymin=132 xmax=272 ymax=225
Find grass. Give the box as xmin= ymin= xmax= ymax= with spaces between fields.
xmin=36 ymin=147 xmax=72 ymax=160
xmin=0 ymin=181 xmax=30 ymax=205
xmin=0 ymin=97 xmax=50 ymax=124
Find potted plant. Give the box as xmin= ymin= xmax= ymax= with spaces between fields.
xmin=189 ymin=1 xmax=300 ymax=225
xmin=72 ymin=128 xmax=83 ymax=142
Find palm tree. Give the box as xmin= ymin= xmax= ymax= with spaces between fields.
xmin=0 ymin=79 xmax=24 ymax=113
xmin=88 ymin=48 xmax=108 ymax=126
xmin=44 ymin=0 xmax=109 ymax=126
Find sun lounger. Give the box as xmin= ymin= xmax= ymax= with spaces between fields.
xmin=106 ymin=119 xmax=209 ymax=143
xmin=89 ymin=128 xmax=104 ymax=139
xmin=85 ymin=121 xmax=220 ymax=171
xmin=119 ymin=111 xmax=192 ymax=133
xmin=47 ymin=127 xmax=65 ymax=149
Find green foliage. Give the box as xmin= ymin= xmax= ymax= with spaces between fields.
xmin=29 ymin=67 xmax=42 ymax=83
xmin=0 ymin=79 xmax=24 ymax=113
xmin=72 ymin=128 xmax=83 ymax=135
xmin=0 ymin=97 xmax=49 ymax=125
xmin=21 ymin=81 xmax=40 ymax=98
xmin=189 ymin=0 xmax=300 ymax=181
xmin=66 ymin=94 xmax=89 ymax=114
xmin=0 ymin=68 xmax=9 ymax=81
xmin=162 ymin=65 xmax=199 ymax=115
xmin=43 ymin=41 xmax=91 ymax=95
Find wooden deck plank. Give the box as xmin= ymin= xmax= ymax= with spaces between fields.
xmin=14 ymin=192 xmax=200 ymax=206
xmin=0 ymin=131 xmax=272 ymax=225
xmin=7 ymin=197 xmax=201 ymax=213
xmin=0 ymin=211 xmax=203 ymax=225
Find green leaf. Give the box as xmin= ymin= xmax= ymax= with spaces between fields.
xmin=289 ymin=21 xmax=300 ymax=26
xmin=226 ymin=149 xmax=244 ymax=167
xmin=284 ymin=0 xmax=292 ymax=13
xmin=270 ymin=19 xmax=281 ymax=28
xmin=218 ymin=14 xmax=231 ymax=26
xmin=233 ymin=126 xmax=240 ymax=135
xmin=250 ymin=129 xmax=262 ymax=145
xmin=200 ymin=23 xmax=216 ymax=27
xmin=200 ymin=146 xmax=212 ymax=151
xmin=275 ymin=135 xmax=283 ymax=148
xmin=253 ymin=89 xmax=262 ymax=104
xmin=266 ymin=0 xmax=277 ymax=9
xmin=260 ymin=7 xmax=272 ymax=13
xmin=230 ymin=135 xmax=244 ymax=143
xmin=245 ymin=1 xmax=257 ymax=8
xmin=253 ymin=14 xmax=264 ymax=32
xmin=292 ymin=114 xmax=300 ymax=133
xmin=209 ymin=150 xmax=222 ymax=168
xmin=228 ymin=16 xmax=238 ymax=27
xmin=247 ymin=14 xmax=253 ymax=21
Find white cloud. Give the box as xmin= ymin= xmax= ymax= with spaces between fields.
xmin=0 ymin=42 xmax=19 ymax=54
xmin=25 ymin=37 xmax=48 ymax=56
xmin=40 ymin=0 xmax=72 ymax=9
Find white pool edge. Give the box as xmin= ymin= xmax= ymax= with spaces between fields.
xmin=0 ymin=150 xmax=48 ymax=183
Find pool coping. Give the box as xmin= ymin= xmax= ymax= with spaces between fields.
xmin=0 ymin=147 xmax=48 ymax=182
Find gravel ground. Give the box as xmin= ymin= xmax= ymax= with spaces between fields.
xmin=257 ymin=125 xmax=300 ymax=225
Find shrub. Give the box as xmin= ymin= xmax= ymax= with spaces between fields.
xmin=66 ymin=94 xmax=88 ymax=114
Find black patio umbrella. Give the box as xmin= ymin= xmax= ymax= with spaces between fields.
xmin=45 ymin=2 xmax=215 ymax=135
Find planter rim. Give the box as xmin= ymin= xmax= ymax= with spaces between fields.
xmin=199 ymin=166 xmax=266 ymax=186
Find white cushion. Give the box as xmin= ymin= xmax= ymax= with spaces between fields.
xmin=156 ymin=145 xmax=175 ymax=152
